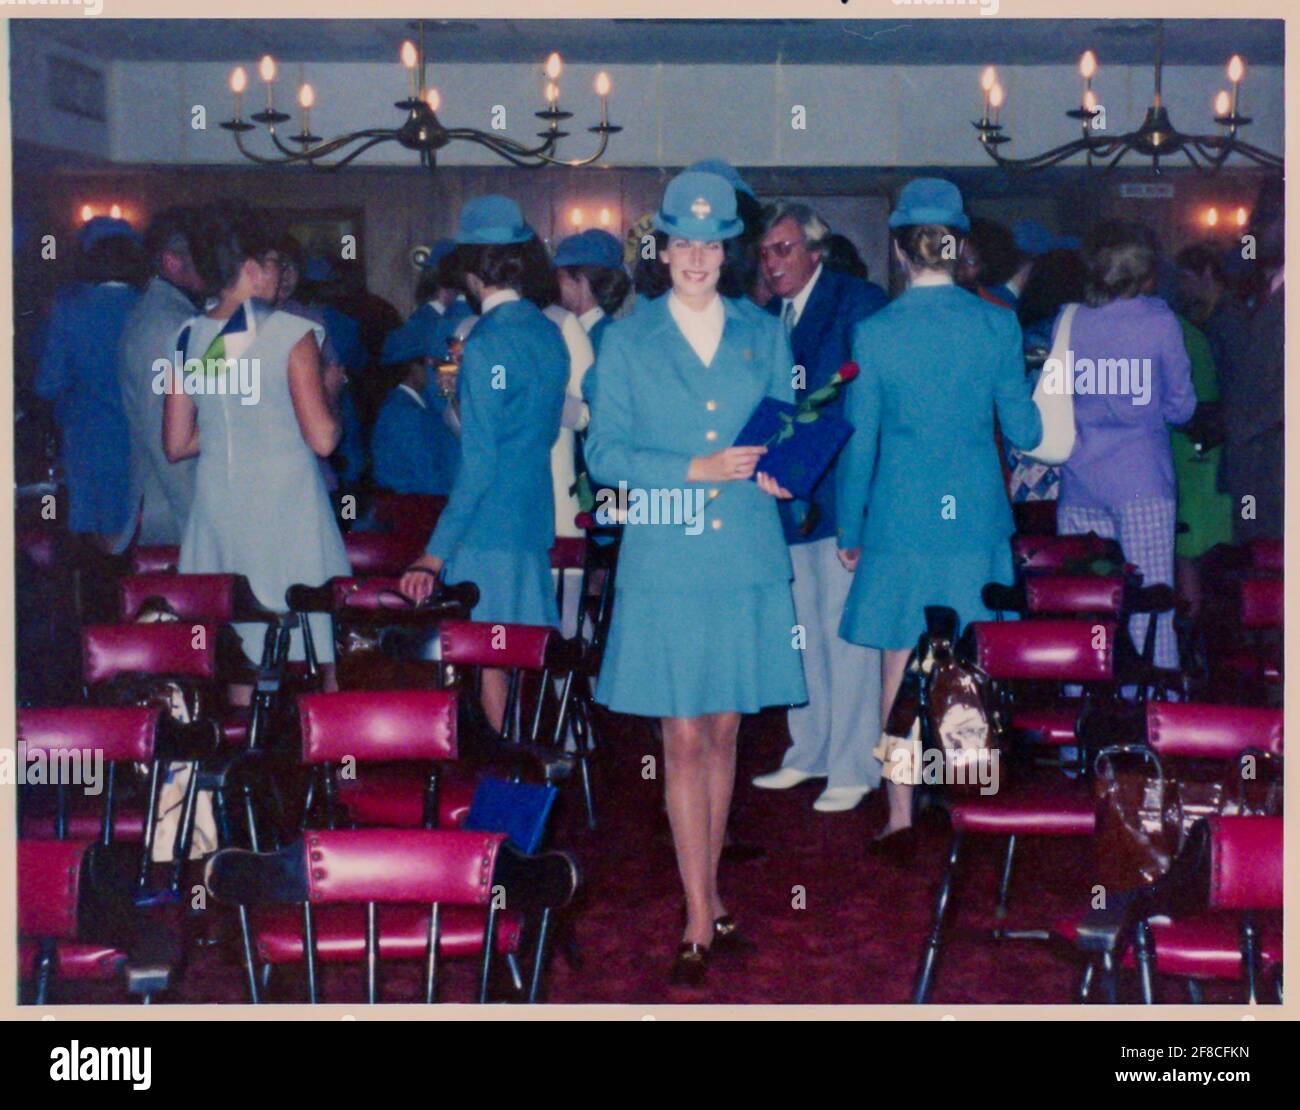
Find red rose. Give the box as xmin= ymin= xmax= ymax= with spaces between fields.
xmin=836 ymin=361 xmax=861 ymax=384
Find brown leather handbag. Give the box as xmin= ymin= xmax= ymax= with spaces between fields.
xmin=876 ymin=607 xmax=998 ymax=793
xmin=1093 ymin=745 xmax=1283 ymax=890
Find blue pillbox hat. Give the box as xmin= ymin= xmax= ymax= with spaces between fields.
xmin=456 ymin=195 xmax=534 ymax=245
xmin=554 ymin=229 xmax=624 ymax=270
xmin=686 ymin=158 xmax=755 ymax=199
xmin=888 ymin=178 xmax=970 ymax=233
xmin=78 ymin=216 xmax=143 ymax=251
xmin=653 ymin=171 xmax=744 ymax=242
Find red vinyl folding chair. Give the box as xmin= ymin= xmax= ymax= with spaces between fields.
xmin=204 ymin=828 xmax=578 ymax=1003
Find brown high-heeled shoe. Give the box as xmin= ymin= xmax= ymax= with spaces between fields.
xmin=669 ymin=943 xmax=710 ymax=987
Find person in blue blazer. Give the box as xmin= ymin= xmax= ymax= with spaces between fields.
xmin=380 ymin=239 xmax=474 ymax=368
xmin=370 ymin=334 xmax=458 ymax=496
xmin=585 ymin=170 xmax=808 ymax=986
xmin=835 ymin=178 xmax=1043 ymax=856
xmin=36 ymin=217 xmax=146 ymax=548
xmin=749 ymin=202 xmax=890 ymax=814
xmin=400 ymin=197 xmax=569 ymax=734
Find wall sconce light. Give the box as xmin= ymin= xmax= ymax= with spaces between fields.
xmin=569 ymin=207 xmax=585 ymax=228
xmin=1204 ymin=206 xmax=1219 ymax=227
xmin=1235 ymin=206 xmax=1249 ymax=226
xmin=80 ymin=205 xmax=94 ymax=222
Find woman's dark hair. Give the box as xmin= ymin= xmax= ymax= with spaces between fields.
xmin=458 ymin=240 xmax=537 ymax=299
xmin=414 ymin=266 xmax=442 ymax=304
xmin=519 ymin=235 xmax=561 ymax=308
xmin=79 ymin=234 xmax=148 ymax=287
xmin=190 ymin=203 xmax=277 ymax=297
xmin=143 ymin=206 xmax=198 ymax=273
xmin=893 ymin=224 xmax=965 ymax=275
xmin=636 ymin=234 xmax=752 ymax=300
xmin=1083 ymin=219 xmax=1159 ymax=306
xmin=822 ymin=233 xmax=869 ymax=281
xmin=276 ymin=232 xmax=306 ymax=275
xmin=1174 ymin=242 xmax=1228 ymax=286
xmin=1018 ymin=247 xmax=1086 ymax=330
xmin=563 ymin=263 xmax=631 ymax=317
xmin=966 ymin=217 xmax=1019 ymax=286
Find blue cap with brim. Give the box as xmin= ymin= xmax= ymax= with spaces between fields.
xmin=686 ymin=158 xmax=755 ymax=199
xmin=554 ymin=229 xmax=624 ymax=270
xmin=456 ymin=195 xmax=534 ymax=245
xmin=1013 ymin=219 xmax=1056 ymax=257
xmin=420 ymin=238 xmax=459 ymax=269
xmin=888 ymin=178 xmax=970 ymax=233
xmin=381 ymin=315 xmax=442 ymax=365
xmin=654 ymin=171 xmax=744 ymax=242
xmin=78 ymin=216 xmax=143 ymax=252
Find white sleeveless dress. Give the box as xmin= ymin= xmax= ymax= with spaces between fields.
xmin=176 ymin=306 xmax=350 ymax=663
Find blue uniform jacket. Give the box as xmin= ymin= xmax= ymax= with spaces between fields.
xmin=425 ymin=298 xmax=568 ymax=561
xmin=585 ymin=294 xmax=796 ymax=593
xmin=36 ymin=282 xmax=140 ymax=534
xmin=765 ymin=268 xmax=888 ymax=545
xmin=836 ymin=283 xmax=1042 ymax=555
xmin=371 ymin=385 xmax=457 ymax=496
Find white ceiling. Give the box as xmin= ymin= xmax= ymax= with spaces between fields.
xmin=25 ymin=18 xmax=1286 ymax=67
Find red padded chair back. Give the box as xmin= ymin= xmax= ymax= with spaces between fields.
xmin=549 ymin=537 xmax=587 ymax=570
xmin=972 ymin=620 xmax=1115 ymax=682
xmin=343 ymin=531 xmax=427 ymax=576
xmin=1250 ymin=539 xmax=1283 ymax=572
xmin=1024 ymin=576 xmax=1125 ymax=616
xmin=120 ymin=573 xmax=239 ymax=622
xmin=18 ymin=706 xmax=161 ymax=763
xmin=1207 ymin=816 xmax=1282 ymax=911
xmin=298 ymin=690 xmax=457 ymax=764
xmin=1012 ymin=534 xmax=1116 ymax=573
xmin=302 ymin=829 xmax=505 ymax=905
xmin=18 ymin=839 xmax=89 ymax=939
xmin=81 ymin=623 xmax=221 ymax=686
xmin=130 ymin=545 xmax=180 ymax=575
xmin=439 ymin=620 xmax=554 ymax=671
xmin=1146 ymin=703 xmax=1283 ymax=760
xmin=1240 ymin=577 xmax=1283 ymax=630
xmin=370 ymin=492 xmax=446 ymax=539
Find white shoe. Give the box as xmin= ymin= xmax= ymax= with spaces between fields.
xmin=813 ymin=786 xmax=871 ymax=813
xmin=751 ymin=767 xmax=822 ymax=790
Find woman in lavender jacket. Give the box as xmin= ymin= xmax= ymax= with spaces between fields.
xmin=1055 ymin=221 xmax=1196 ymax=669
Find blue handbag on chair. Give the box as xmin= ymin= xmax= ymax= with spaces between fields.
xmin=463 ymin=777 xmax=558 ymax=853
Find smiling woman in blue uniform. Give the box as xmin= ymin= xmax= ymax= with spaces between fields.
xmin=400 ymin=197 xmax=569 ymax=733
xmin=835 ymin=178 xmax=1043 ymax=855
xmin=585 ymin=171 xmax=807 ymax=986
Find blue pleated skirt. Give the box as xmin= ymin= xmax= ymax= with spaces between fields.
xmin=839 ymin=542 xmax=1015 ymax=650
xmin=596 ymin=584 xmax=808 ymax=719
xmin=443 ymin=545 xmax=560 ymax=629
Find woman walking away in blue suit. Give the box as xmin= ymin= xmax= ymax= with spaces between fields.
xmin=400 ymin=197 xmax=569 ymax=734
xmin=836 ymin=178 xmax=1042 ymax=858
xmin=585 ymin=171 xmax=808 ymax=986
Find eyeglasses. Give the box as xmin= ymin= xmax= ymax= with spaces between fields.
xmin=758 ymin=239 xmax=806 ymax=262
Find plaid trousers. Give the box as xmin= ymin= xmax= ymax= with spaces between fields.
xmin=1057 ymin=497 xmax=1179 ymax=669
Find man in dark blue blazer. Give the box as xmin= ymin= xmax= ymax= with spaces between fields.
xmin=750 ymin=202 xmax=890 ymax=812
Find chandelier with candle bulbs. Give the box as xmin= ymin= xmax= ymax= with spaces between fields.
xmin=973 ymin=20 xmax=1281 ymax=175
xmin=221 ymin=22 xmax=618 ymax=170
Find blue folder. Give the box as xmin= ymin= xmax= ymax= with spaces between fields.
xmin=463 ymin=777 xmax=558 ymax=854
xmin=733 ymin=397 xmax=854 ymax=501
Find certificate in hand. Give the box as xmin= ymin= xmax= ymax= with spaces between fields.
xmin=733 ymin=396 xmax=854 ymax=501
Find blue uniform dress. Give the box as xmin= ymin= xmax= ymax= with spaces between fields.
xmin=35 ymin=282 xmax=140 ymax=535
xmin=176 ymin=307 xmax=351 ymax=664
xmin=836 ymin=283 xmax=1042 ymax=650
xmin=585 ymin=294 xmax=809 ymax=718
xmin=370 ymin=384 xmax=457 ymax=495
xmin=424 ymin=294 xmax=568 ymax=628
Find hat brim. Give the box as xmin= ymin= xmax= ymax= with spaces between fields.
xmin=888 ymin=208 xmax=970 ymax=233
xmin=456 ymin=226 xmax=534 ymax=246
xmin=652 ymin=211 xmax=744 ymax=242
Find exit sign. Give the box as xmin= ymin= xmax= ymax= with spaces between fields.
xmin=1119 ymin=183 xmax=1176 ymax=199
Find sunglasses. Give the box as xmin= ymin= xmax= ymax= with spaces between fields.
xmin=758 ymin=239 xmax=807 ymax=262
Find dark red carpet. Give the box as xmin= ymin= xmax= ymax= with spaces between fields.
xmin=41 ymin=706 xmax=1253 ymax=1006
